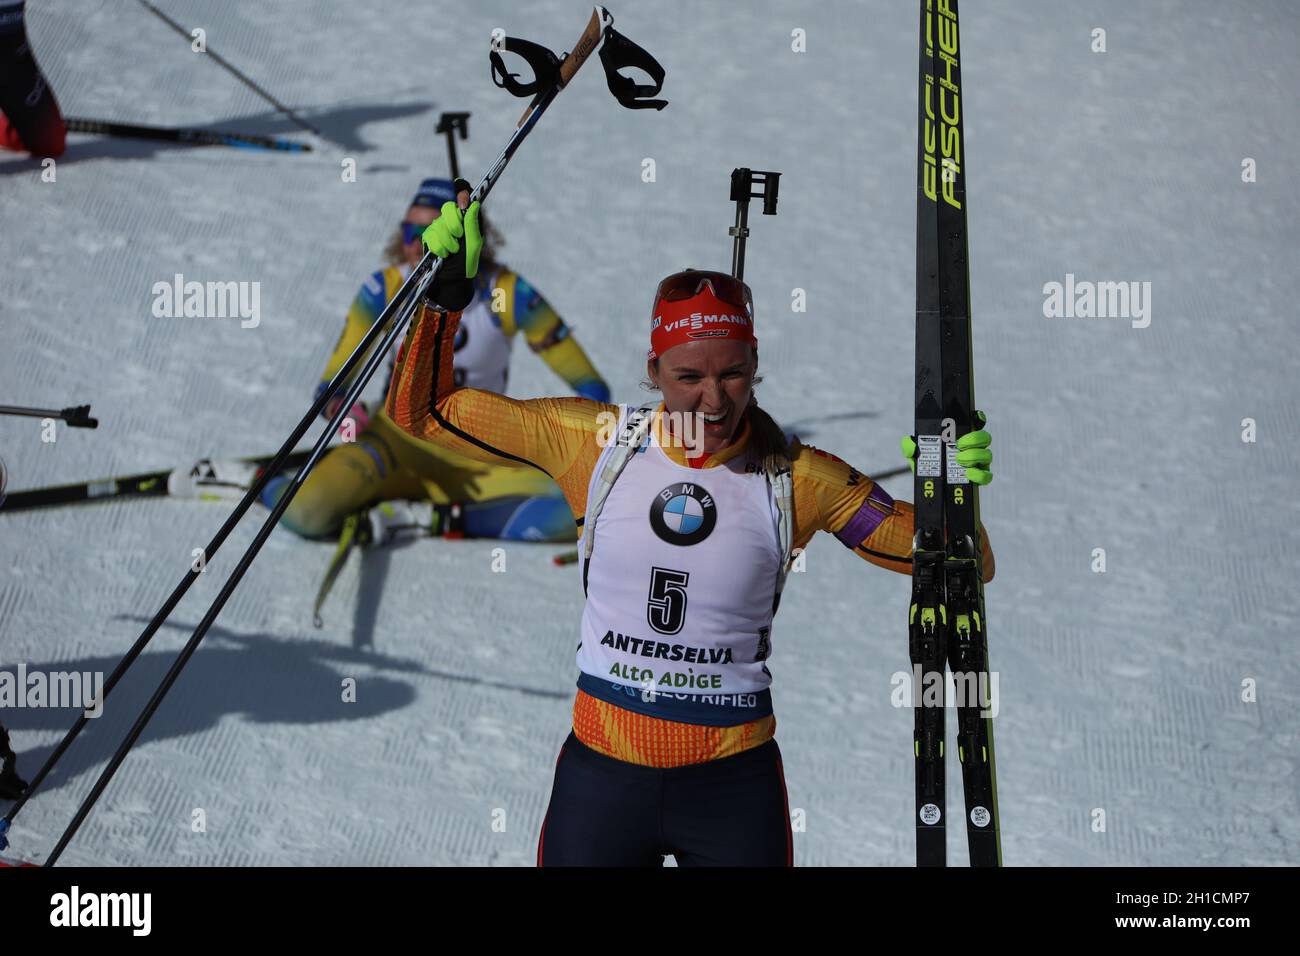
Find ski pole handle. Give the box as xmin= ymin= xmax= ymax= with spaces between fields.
xmin=60 ymin=405 xmax=99 ymax=429
xmin=454 ymin=177 xmax=472 ymax=209
xmin=560 ymin=7 xmax=610 ymax=87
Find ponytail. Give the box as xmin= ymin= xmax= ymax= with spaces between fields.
xmin=746 ymin=396 xmax=791 ymax=476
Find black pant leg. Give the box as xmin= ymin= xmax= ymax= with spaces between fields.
xmin=661 ymin=739 xmax=793 ymax=867
xmin=537 ymin=732 xmax=665 ymax=867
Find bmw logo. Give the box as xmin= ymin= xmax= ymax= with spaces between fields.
xmin=649 ymin=482 xmax=717 ymax=545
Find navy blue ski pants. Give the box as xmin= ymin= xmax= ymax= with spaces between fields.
xmin=537 ymin=731 xmax=793 ymax=867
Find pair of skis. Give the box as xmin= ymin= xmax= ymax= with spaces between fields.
xmin=909 ymin=0 xmax=1001 ymax=867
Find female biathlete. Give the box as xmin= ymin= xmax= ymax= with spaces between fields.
xmin=264 ymin=178 xmax=611 ymax=544
xmin=387 ymin=193 xmax=996 ymax=867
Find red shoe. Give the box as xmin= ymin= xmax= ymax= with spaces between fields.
xmin=432 ymin=502 xmax=467 ymax=539
xmin=25 ymin=116 xmax=66 ymax=157
xmin=23 ymin=97 xmax=66 ymax=158
xmin=0 ymin=107 xmax=64 ymax=157
xmin=0 ymin=112 xmax=24 ymax=152
xmin=443 ymin=502 xmax=466 ymax=539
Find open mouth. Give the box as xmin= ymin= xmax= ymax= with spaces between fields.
xmin=701 ymin=410 xmax=730 ymax=430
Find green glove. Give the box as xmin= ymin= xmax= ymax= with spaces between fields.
xmin=901 ymin=411 xmax=993 ymax=486
xmin=421 ymin=200 xmax=483 ymax=279
xmin=955 ymin=411 xmax=992 ymax=484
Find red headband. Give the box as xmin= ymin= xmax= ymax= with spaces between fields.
xmin=648 ymin=285 xmax=757 ymax=360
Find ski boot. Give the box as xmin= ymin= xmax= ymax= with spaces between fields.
xmin=0 ymin=726 xmax=27 ymax=801
xmin=431 ymin=502 xmax=467 ymax=539
xmin=365 ymin=499 xmax=442 ymax=546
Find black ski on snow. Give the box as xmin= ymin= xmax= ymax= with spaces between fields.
xmin=0 ymin=450 xmax=312 ymax=513
xmin=931 ymin=0 xmax=1001 ymax=869
xmin=65 ymin=117 xmax=312 ymax=153
xmin=911 ymin=0 xmax=1001 ymax=867
xmin=911 ymin=0 xmax=950 ymax=866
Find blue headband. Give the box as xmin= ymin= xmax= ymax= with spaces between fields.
xmin=412 ymin=177 xmax=456 ymax=209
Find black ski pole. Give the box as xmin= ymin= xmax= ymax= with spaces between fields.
xmin=0 ymin=404 xmax=98 ymax=428
xmin=134 ymin=0 xmax=321 ymax=137
xmin=38 ymin=5 xmax=665 ymax=866
xmin=43 ymin=252 xmax=440 ymax=864
xmin=1 ymin=208 xmax=438 ymax=846
xmin=1 ymin=254 xmax=429 ymax=844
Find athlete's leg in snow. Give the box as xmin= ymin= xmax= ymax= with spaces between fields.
xmin=285 ymin=412 xmax=578 ymax=541
xmin=429 ymin=452 xmax=577 ymax=542
xmin=462 ymin=493 xmax=578 ymax=542
xmin=261 ymin=432 xmax=424 ymax=539
xmin=536 ymin=733 xmax=665 ymax=867
xmin=660 ymin=739 xmax=793 ymax=867
xmin=0 ymin=1 xmax=66 ymax=158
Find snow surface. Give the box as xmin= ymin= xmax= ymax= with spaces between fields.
xmin=1 ymin=0 xmax=1298 ymax=866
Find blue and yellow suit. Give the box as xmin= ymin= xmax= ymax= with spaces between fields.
xmin=271 ymin=263 xmax=610 ymax=541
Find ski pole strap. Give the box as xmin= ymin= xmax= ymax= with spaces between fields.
xmin=490 ymin=36 xmax=562 ymax=98
xmin=598 ymin=25 xmax=667 ymax=110
xmin=771 ymin=465 xmax=794 ymax=610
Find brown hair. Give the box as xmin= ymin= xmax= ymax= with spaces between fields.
xmin=641 ymin=347 xmax=791 ymax=475
xmin=383 ymin=207 xmax=504 ymax=271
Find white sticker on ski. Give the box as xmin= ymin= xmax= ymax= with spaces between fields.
xmin=945 ymin=441 xmax=969 ymax=484
xmin=166 ymin=459 xmax=260 ymax=499
xmin=917 ymin=435 xmax=943 ymax=478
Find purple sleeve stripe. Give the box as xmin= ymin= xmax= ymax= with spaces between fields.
xmin=834 ymin=483 xmax=895 ymax=548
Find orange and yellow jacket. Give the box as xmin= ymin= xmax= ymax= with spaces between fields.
xmin=387 ymin=303 xmax=995 ymax=768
